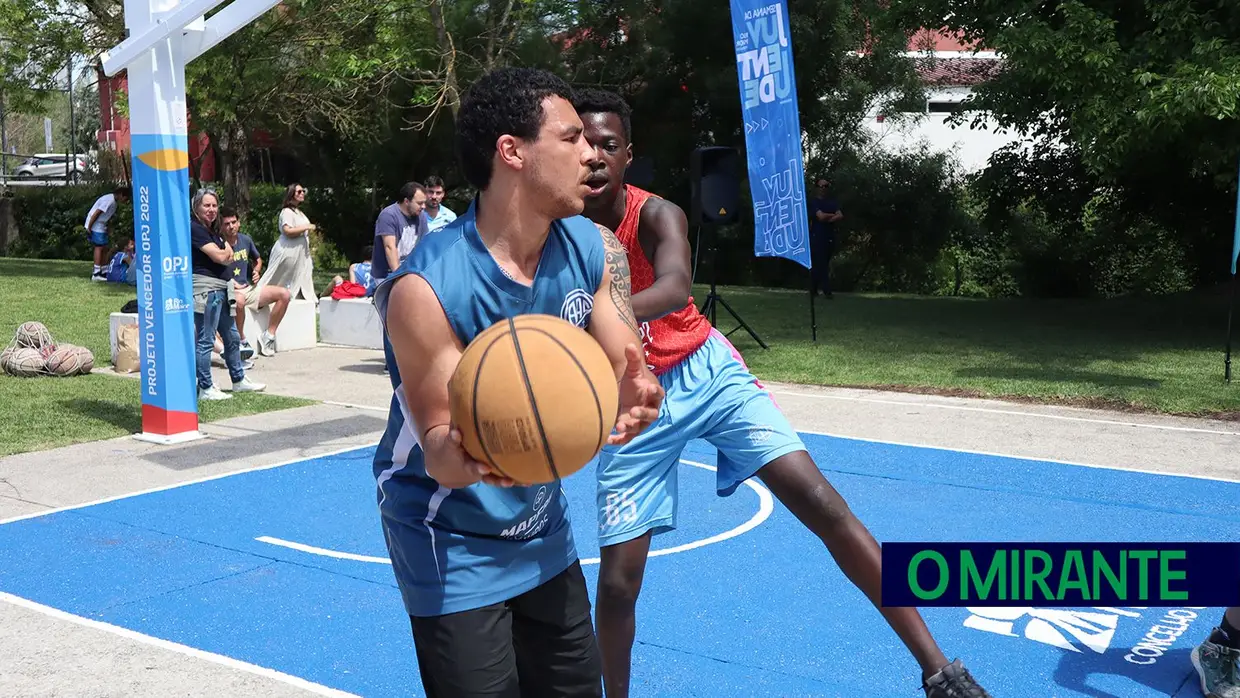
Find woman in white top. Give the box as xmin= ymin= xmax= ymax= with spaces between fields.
xmin=257 ymin=183 xmax=317 ymax=301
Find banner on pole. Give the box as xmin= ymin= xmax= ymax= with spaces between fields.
xmin=127 ymin=41 xmax=199 ymax=442
xmin=1232 ymin=155 xmax=1240 ymax=275
xmin=104 ymin=0 xmax=287 ymax=444
xmin=729 ymin=0 xmax=811 ymax=270
xmin=132 ymin=132 xmax=197 ymax=438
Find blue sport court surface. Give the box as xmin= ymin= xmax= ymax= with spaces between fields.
xmin=1 ymin=430 xmax=1235 ymax=697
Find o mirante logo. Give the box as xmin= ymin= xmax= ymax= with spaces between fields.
xmin=881 ymin=542 xmax=1240 ymax=608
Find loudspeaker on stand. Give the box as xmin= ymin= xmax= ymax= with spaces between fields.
xmin=689 ymin=145 xmax=768 ymax=349
xmin=690 ymin=146 xmax=741 ymax=226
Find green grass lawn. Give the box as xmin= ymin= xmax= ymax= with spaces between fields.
xmin=3 ymin=256 xmax=1236 ymax=458
xmin=693 ymin=283 xmax=1240 ymax=419
xmin=0 ymin=258 xmax=314 ymax=457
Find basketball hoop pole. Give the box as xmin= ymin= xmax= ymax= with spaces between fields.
xmin=103 ymin=0 xmax=283 ymax=445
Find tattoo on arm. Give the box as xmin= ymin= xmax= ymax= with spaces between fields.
xmin=598 ymin=223 xmax=641 ymax=338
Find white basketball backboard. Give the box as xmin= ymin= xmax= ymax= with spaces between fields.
xmin=101 ymin=0 xmax=284 ymax=76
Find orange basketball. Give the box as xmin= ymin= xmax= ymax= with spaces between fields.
xmin=449 ymin=314 xmax=619 ymax=485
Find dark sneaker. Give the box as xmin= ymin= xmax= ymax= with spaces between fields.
xmin=923 ymin=659 xmax=992 ymax=698
xmin=1192 ymin=636 xmax=1240 ymax=698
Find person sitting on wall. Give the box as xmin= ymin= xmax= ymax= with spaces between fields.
xmin=221 ymin=206 xmax=290 ymax=358
xmin=350 ymin=244 xmax=377 ymax=295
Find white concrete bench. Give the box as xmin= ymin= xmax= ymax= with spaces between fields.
xmin=108 ymin=297 xmax=318 ymax=365
xmin=319 ymin=297 xmax=384 ymax=350
xmin=245 ymin=297 xmax=317 ymax=351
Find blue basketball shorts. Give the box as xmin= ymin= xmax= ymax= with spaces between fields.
xmin=88 ymin=230 xmax=108 ymax=247
xmin=595 ymin=329 xmax=806 ymax=548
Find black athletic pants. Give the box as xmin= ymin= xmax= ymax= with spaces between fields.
xmin=409 ymin=561 xmax=602 ymax=698
xmin=811 ymin=239 xmax=833 ymax=296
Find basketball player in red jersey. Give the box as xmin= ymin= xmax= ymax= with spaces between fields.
xmin=573 ymin=89 xmax=992 ymax=698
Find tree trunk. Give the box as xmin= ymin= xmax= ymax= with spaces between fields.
xmin=484 ymin=0 xmax=518 ymax=70
xmin=216 ymin=123 xmax=252 ymax=218
xmin=428 ymin=0 xmax=461 ymax=119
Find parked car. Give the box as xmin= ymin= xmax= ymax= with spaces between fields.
xmin=11 ymin=153 xmax=86 ymax=181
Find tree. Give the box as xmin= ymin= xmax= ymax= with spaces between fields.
xmin=555 ymin=0 xmax=923 ymax=186
xmin=0 ymin=0 xmax=91 ymax=163
xmin=422 ymin=0 xmax=578 ymax=122
xmin=892 ymin=0 xmax=1240 ymax=286
xmin=183 ymin=0 xmax=433 ymax=216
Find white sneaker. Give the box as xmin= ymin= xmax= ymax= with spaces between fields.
xmin=257 ymin=331 xmax=277 ymax=357
xmin=198 ymin=385 xmax=231 ymax=401
xmin=232 ymin=377 xmax=266 ymax=393
xmin=239 ymin=340 xmax=255 ymax=360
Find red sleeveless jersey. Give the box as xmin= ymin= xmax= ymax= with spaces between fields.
xmin=615 ymin=185 xmax=713 ymax=374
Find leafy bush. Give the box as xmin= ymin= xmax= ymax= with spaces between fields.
xmin=827 ymin=146 xmax=975 ymax=294
xmin=5 ymin=145 xmax=1198 ymax=301
xmin=4 ymin=181 xmax=371 ymax=275
xmin=231 ymin=182 xmax=368 ymax=272
xmin=685 ymin=144 xmax=981 ymax=295
xmin=6 ymin=184 xmax=133 ymax=260
xmin=966 ymin=149 xmax=1200 ymax=299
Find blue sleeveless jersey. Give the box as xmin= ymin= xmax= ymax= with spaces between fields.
xmin=371 ymin=199 xmax=607 ymax=617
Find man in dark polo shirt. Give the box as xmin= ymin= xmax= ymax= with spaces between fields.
xmin=808 ymin=177 xmax=843 ymax=298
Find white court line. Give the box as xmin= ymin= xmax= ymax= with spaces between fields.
xmin=329 ymin=397 xmax=1240 ymax=483
xmin=0 ymin=592 xmax=359 ymax=698
xmin=257 ymin=536 xmax=391 ymax=564
xmin=3 ymin=396 xmax=1231 ymax=535
xmin=256 ymin=460 xmax=776 ymax=567
xmin=335 ymin=391 xmax=1240 ymax=438
xmin=771 ymin=388 xmax=1240 ymax=437
xmin=323 ymin=400 xmax=388 ymax=412
xmin=598 ymin=460 xmax=775 ymax=565
xmin=793 ymin=426 xmax=1240 ymax=484
xmin=0 ymin=443 xmax=375 ymax=527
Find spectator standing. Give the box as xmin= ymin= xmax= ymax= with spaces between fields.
xmin=423 ymin=175 xmax=457 ymax=233
xmin=191 ymin=189 xmax=265 ymax=401
xmin=85 ymin=186 xmax=131 ymax=281
xmin=371 ymin=182 xmax=426 ymax=285
xmin=257 ymin=183 xmax=317 ymax=301
xmin=808 ymin=177 xmax=843 ymax=298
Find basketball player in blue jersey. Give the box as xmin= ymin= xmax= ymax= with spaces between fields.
xmin=575 ymin=88 xmax=992 ymax=698
xmin=370 ymin=67 xmax=664 ymax=698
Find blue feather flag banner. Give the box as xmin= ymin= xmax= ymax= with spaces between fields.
xmin=729 ymin=0 xmax=812 ymax=269
xmin=1232 ymin=155 xmax=1240 ymax=275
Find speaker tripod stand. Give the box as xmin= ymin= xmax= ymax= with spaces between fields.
xmin=698 ymin=226 xmax=768 ymax=350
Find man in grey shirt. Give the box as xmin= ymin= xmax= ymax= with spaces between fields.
xmin=372 ymin=182 xmax=428 ymax=283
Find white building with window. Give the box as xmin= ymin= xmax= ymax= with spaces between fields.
xmin=861 ymin=34 xmax=1023 ymax=172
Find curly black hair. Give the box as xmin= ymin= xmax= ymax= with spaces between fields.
xmin=571 ymin=88 xmax=632 ymax=141
xmin=455 ymin=67 xmax=576 ymax=191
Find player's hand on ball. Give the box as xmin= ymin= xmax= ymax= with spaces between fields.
xmin=609 ymin=344 xmax=664 ymax=445
xmin=425 ymin=425 xmax=517 ymax=489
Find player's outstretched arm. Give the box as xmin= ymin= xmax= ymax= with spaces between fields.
xmin=384 ymin=273 xmax=515 ymax=489
xmin=631 ymin=199 xmax=693 ymax=323
xmin=588 ymin=223 xmax=664 ymax=445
